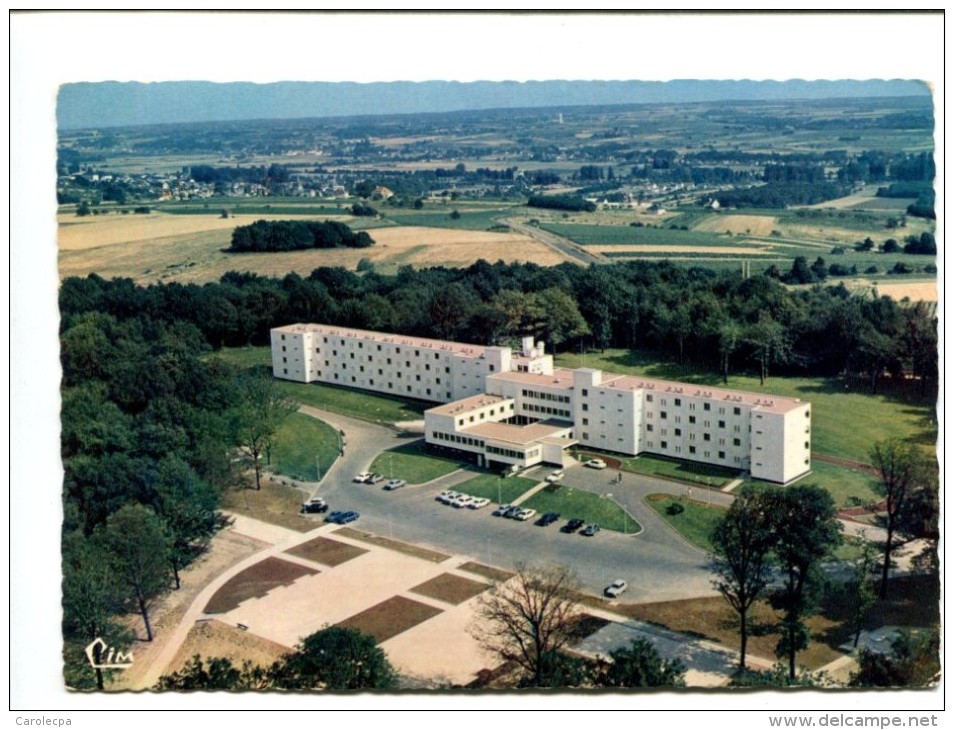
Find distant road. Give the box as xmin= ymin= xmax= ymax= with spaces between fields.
xmin=501 ymin=217 xmax=607 ymax=266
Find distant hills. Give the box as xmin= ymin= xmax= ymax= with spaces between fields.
xmin=57 ymin=79 xmax=931 ymax=130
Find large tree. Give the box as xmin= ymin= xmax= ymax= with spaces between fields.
xmin=766 ymin=485 xmax=842 ymax=680
xmin=469 ymin=562 xmax=583 ymax=687
xmin=869 ymin=439 xmax=937 ymax=598
xmin=235 ymin=371 xmax=297 ymax=490
xmin=710 ymin=486 xmax=776 ymax=670
xmin=268 ymin=627 xmax=396 ymax=690
xmin=94 ymin=504 xmax=172 ymax=642
xmin=594 ymin=637 xmax=686 ymax=688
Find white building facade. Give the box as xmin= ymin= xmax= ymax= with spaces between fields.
xmin=272 ymin=323 xmax=811 ymax=484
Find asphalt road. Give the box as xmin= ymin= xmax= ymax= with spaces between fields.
xmin=296 ymin=406 xmax=724 ymax=603
xmin=501 ymin=217 xmax=607 ymax=266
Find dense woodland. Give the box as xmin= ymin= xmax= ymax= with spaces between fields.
xmin=227 ymin=219 xmax=374 ymax=252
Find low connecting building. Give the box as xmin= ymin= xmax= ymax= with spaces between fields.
xmin=272 ymin=323 xmax=812 ymax=484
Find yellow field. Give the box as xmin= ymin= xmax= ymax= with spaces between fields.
xmin=873 ymin=280 xmax=938 ymax=302
xmin=58 ymin=215 xmax=571 ymax=285
xmin=693 ymin=214 xmax=778 ymax=236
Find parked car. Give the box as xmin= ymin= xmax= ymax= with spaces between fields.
xmin=384 ymin=479 xmax=407 ymax=491
xmin=325 ymin=510 xmax=345 ymax=523
xmin=503 ymin=505 xmax=522 ymax=519
xmin=514 ymin=508 xmax=537 ymax=522
xmin=561 ymin=518 xmax=585 ymax=533
xmin=353 ymin=472 xmax=372 ymax=483
xmin=582 ymin=523 xmax=601 ymax=536
xmin=604 ymin=580 xmax=628 ymax=598
xmin=584 ymin=459 xmax=607 ymax=470
xmin=536 ymin=512 xmax=561 ymax=526
xmin=492 ymin=504 xmax=514 ymax=517
xmin=367 ymin=473 xmax=384 ymax=484
xmin=451 ymin=495 xmax=474 ymax=508
xmin=337 ymin=510 xmax=360 ymax=524
xmin=300 ymin=497 xmax=328 ymax=514
xmin=437 ymin=490 xmax=459 ymax=504
xmin=468 ymin=497 xmax=490 ymax=509
xmin=545 ymin=470 xmax=565 ymax=483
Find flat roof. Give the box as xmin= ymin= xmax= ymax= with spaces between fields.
xmin=489 ymin=368 xmax=577 ymax=388
xmin=463 ymin=419 xmax=573 ymax=447
xmin=427 ymin=394 xmax=509 ymax=416
xmin=274 ymin=323 xmax=490 ymax=359
xmin=601 ymin=375 xmax=804 ymax=414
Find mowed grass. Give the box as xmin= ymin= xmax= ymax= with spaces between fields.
xmin=369 ymin=441 xmax=463 ymax=484
xmin=554 ymin=349 xmax=937 ymax=464
xmin=522 ymin=484 xmax=640 ymax=534
xmin=541 ymin=222 xmax=731 ymax=248
xmin=456 ymin=474 xmax=538 ymax=505
xmin=385 ymin=206 xmax=519 ymax=231
xmin=620 ymin=453 xmax=739 ymax=487
xmin=269 ymin=412 xmax=341 ymax=482
xmin=646 ymin=495 xmax=725 ymax=552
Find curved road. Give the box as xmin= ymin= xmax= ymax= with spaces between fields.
xmin=501 ymin=217 xmax=607 ymax=266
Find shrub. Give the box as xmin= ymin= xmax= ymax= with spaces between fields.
xmin=666 ymin=502 xmax=685 ymax=516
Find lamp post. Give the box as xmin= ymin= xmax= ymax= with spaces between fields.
xmin=315 ymin=455 xmax=321 ymax=482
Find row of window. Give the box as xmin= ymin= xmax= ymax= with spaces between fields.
xmin=455 ymin=403 xmax=515 ymax=427
xmin=521 ymin=389 xmax=571 ymax=404
xmin=486 ymin=444 xmax=529 ymax=460
xmin=523 ymin=403 xmax=571 ymax=419
xmin=431 ymin=431 xmax=485 ymax=449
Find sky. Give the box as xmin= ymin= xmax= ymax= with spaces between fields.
xmin=8 ymin=9 xmax=946 ymax=720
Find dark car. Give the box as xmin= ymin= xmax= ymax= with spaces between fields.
xmin=561 ymin=518 xmax=585 ymax=533
xmin=536 ymin=512 xmax=561 ymax=526
xmin=300 ymin=497 xmax=328 ymax=514
xmin=325 ymin=510 xmax=345 ymax=523
xmin=503 ymin=505 xmax=522 ymax=519
xmin=582 ymin=523 xmax=601 ymax=536
xmin=337 ymin=511 xmax=360 ymax=524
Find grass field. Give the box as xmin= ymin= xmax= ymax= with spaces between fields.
xmin=368 ymin=441 xmax=464 ymax=484
xmin=269 ymin=412 xmax=341 ymax=483
xmin=455 ymin=474 xmax=538 ymax=505
xmin=619 ymin=453 xmax=739 ymax=487
xmin=645 ymin=494 xmax=724 ymax=552
xmin=555 ymin=349 xmax=937 ymax=465
xmin=522 ymin=484 xmax=640 ymax=534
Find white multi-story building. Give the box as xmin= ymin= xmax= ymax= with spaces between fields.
xmin=272 ymin=323 xmax=812 ymax=484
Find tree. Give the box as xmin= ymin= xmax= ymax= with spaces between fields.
xmin=235 ymin=371 xmax=297 ymax=490
xmin=62 ymin=533 xmax=134 ymax=690
xmin=94 ymin=504 xmax=172 ymax=642
xmin=869 ymin=439 xmax=936 ymax=598
xmin=450 ymin=209 xmax=461 ymax=220
xmin=849 ymin=535 xmax=878 ymax=649
xmin=765 ymin=485 xmax=842 ymax=680
xmin=594 ymin=638 xmax=686 ymax=687
xmin=469 ymin=562 xmax=583 ymax=687
xmin=268 ymin=627 xmax=396 ymax=690
xmin=710 ymin=486 xmax=775 ymax=670
xmin=850 ymin=629 xmax=940 ymax=687
xmin=745 ymin=313 xmax=790 ymax=386
xmin=156 ymin=654 xmax=267 ymax=690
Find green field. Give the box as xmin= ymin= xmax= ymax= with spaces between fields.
xmin=369 ymin=441 xmax=463 ymax=484
xmin=541 ymin=222 xmax=729 ymax=248
xmin=554 ymin=349 xmax=936 ymax=466
xmin=646 ymin=495 xmax=724 ymax=552
xmin=269 ymin=412 xmax=341 ymax=482
xmin=522 ymin=484 xmax=639 ymax=534
xmin=456 ymin=474 xmax=538 ymax=505
xmin=384 ymin=205 xmax=520 ymax=231
xmin=618 ymin=453 xmax=739 ymax=487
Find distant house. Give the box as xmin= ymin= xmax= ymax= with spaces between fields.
xmin=372 ymin=186 xmax=395 ymax=200
xmin=709 ymin=199 xmax=721 ymax=210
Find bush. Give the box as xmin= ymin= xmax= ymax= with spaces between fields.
xmin=666 ymin=502 xmax=685 ymax=516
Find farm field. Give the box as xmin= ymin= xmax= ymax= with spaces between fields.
xmin=59 ymin=208 xmax=571 ymax=284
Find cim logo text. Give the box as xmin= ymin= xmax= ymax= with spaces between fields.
xmin=85 ymin=637 xmax=134 ymax=670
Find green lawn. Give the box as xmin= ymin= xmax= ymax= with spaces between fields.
xmin=456 ymin=474 xmax=538 ymax=505
xmin=541 ymin=222 xmax=730 ymax=248
xmin=368 ymin=441 xmax=463 ymax=484
xmin=646 ymin=495 xmax=725 ymax=552
xmin=554 ymin=349 xmax=936 ymax=465
xmin=619 ymin=453 xmax=739 ymax=487
xmin=383 ymin=206 xmax=519 ymax=231
xmin=744 ymin=460 xmax=882 ymax=510
xmin=522 ymin=484 xmax=640 ymax=534
xmin=269 ymin=412 xmax=341 ymax=482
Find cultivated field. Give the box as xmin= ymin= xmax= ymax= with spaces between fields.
xmin=58 ymin=211 xmax=571 ymax=284
xmin=590 ymin=245 xmax=771 ymax=255
xmin=870 ymin=280 xmax=938 ymax=302
xmin=693 ymin=214 xmax=779 ymax=236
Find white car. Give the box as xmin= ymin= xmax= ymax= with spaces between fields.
xmin=353 ymin=472 xmax=372 ymax=483
xmin=545 ymin=470 xmax=565 ymax=483
xmin=604 ymin=579 xmax=628 ymax=599
xmin=437 ymin=490 xmax=459 ymax=504
xmin=514 ymin=508 xmax=537 ymax=522
xmin=468 ymin=497 xmax=490 ymax=510
xmin=451 ymin=495 xmax=474 ymax=508
xmin=384 ymin=478 xmax=407 ymax=490
xmin=584 ymin=458 xmax=607 ymax=470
